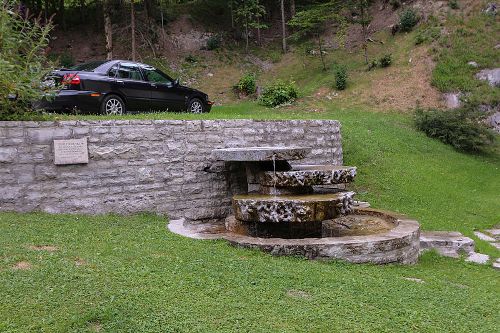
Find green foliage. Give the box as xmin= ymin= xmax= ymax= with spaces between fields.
xmin=288 ymin=1 xmax=346 ymax=70
xmin=206 ymin=34 xmax=222 ymax=50
xmin=399 ymin=8 xmax=419 ymax=32
xmin=288 ymin=2 xmax=344 ymax=39
xmin=334 ymin=66 xmax=348 ymax=90
xmin=448 ymin=0 xmax=459 ymax=9
xmin=259 ymin=80 xmax=298 ymax=107
xmin=0 ymin=1 xmax=56 ymax=120
xmin=232 ymin=0 xmax=266 ymax=51
xmin=234 ymin=73 xmax=257 ymax=95
xmin=379 ymin=54 xmax=392 ymax=67
xmin=415 ymin=107 xmax=495 ymax=152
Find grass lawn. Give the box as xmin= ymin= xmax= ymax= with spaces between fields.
xmin=1 ymin=212 xmax=499 ymax=333
xmin=1 ymin=104 xmax=499 ymax=332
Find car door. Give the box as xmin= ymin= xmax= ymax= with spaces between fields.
xmin=111 ymin=62 xmax=151 ymax=112
xmin=143 ymin=67 xmax=186 ymax=112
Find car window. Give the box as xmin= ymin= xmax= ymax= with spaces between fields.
xmin=144 ymin=69 xmax=172 ymax=84
xmin=108 ymin=64 xmax=119 ymax=78
xmin=117 ymin=63 xmax=143 ymax=81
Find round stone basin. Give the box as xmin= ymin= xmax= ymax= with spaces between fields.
xmin=232 ymin=192 xmax=354 ymax=223
xmin=223 ymin=208 xmax=421 ymax=264
xmin=322 ymin=214 xmax=394 ymax=237
xmin=212 ymin=146 xmax=311 ymax=161
xmin=260 ymin=165 xmax=357 ymax=187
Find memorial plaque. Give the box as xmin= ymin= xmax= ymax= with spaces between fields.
xmin=53 ymin=138 xmax=89 ymax=165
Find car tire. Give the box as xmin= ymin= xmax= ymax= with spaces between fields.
xmin=187 ymin=98 xmax=205 ymax=113
xmin=101 ymin=95 xmax=126 ymax=115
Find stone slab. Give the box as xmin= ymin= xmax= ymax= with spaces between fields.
xmin=474 ymin=231 xmax=496 ymax=242
xmin=212 ymin=146 xmax=311 ymax=161
xmin=259 ymin=165 xmax=357 ymax=187
xmin=233 ymin=192 xmax=354 ymax=223
xmin=420 ymin=231 xmax=475 ymax=257
xmin=53 ymin=138 xmax=89 ymax=165
xmin=466 ymin=252 xmax=490 ymax=265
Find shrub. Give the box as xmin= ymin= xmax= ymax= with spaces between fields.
xmin=399 ymin=8 xmax=419 ymax=32
xmin=234 ymin=73 xmax=257 ymax=95
xmin=415 ymin=107 xmax=495 ymax=152
xmin=0 ymin=2 xmax=57 ymax=120
xmin=448 ymin=0 xmax=459 ymax=9
xmin=259 ymin=80 xmax=298 ymax=107
xmin=368 ymin=59 xmax=379 ymax=71
xmin=206 ymin=34 xmax=221 ymax=50
xmin=334 ymin=66 xmax=348 ymax=90
xmin=379 ymin=54 xmax=392 ymax=67
xmin=184 ymin=54 xmax=197 ymax=63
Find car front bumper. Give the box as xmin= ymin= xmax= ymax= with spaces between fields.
xmin=36 ymin=90 xmax=103 ymax=113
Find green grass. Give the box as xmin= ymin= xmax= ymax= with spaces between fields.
xmin=431 ymin=11 xmax=500 ymax=104
xmin=1 ymin=212 xmax=499 ymax=332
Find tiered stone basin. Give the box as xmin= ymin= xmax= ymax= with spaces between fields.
xmin=194 ymin=146 xmax=422 ymax=264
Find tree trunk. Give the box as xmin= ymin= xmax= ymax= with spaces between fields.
xmin=230 ymin=2 xmax=234 ymax=29
xmin=245 ymin=18 xmax=249 ymax=53
xmin=290 ymin=0 xmax=295 ymax=17
xmin=318 ymin=35 xmax=326 ymax=71
xmin=257 ymin=16 xmax=261 ymax=46
xmin=280 ymin=0 xmax=286 ymax=53
xmin=131 ymin=2 xmax=136 ymax=61
xmin=103 ymin=1 xmax=113 ymax=60
xmin=58 ymin=0 xmax=64 ymax=28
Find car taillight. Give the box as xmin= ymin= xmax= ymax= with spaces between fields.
xmin=62 ymin=74 xmax=81 ymax=85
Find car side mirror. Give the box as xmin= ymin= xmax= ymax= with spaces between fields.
xmin=174 ymin=78 xmax=179 ymax=87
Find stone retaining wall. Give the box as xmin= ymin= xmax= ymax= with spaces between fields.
xmin=0 ymin=120 xmax=342 ymax=221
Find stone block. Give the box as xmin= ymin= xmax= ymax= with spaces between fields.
xmin=0 ymin=147 xmax=17 ymax=163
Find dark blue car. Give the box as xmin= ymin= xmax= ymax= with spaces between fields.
xmin=39 ymin=60 xmax=213 ymax=114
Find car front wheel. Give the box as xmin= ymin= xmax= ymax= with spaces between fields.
xmin=187 ymin=98 xmax=205 ymax=113
xmin=101 ymin=95 xmax=126 ymax=115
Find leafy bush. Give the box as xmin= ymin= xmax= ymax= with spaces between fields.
xmin=415 ymin=107 xmax=495 ymax=152
xmin=0 ymin=2 xmax=56 ymax=120
xmin=206 ymin=34 xmax=221 ymax=50
xmin=234 ymin=73 xmax=257 ymax=95
xmin=399 ymin=9 xmax=419 ymax=32
xmin=368 ymin=59 xmax=378 ymax=71
xmin=448 ymin=0 xmax=459 ymax=9
xmin=259 ymin=80 xmax=298 ymax=107
xmin=379 ymin=54 xmax=392 ymax=67
xmin=334 ymin=66 xmax=348 ymax=90
xmin=368 ymin=55 xmax=392 ymax=70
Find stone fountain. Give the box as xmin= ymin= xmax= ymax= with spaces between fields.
xmin=171 ymin=146 xmax=420 ymax=264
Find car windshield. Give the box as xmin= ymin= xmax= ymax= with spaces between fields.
xmin=69 ymin=61 xmax=107 ymax=71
